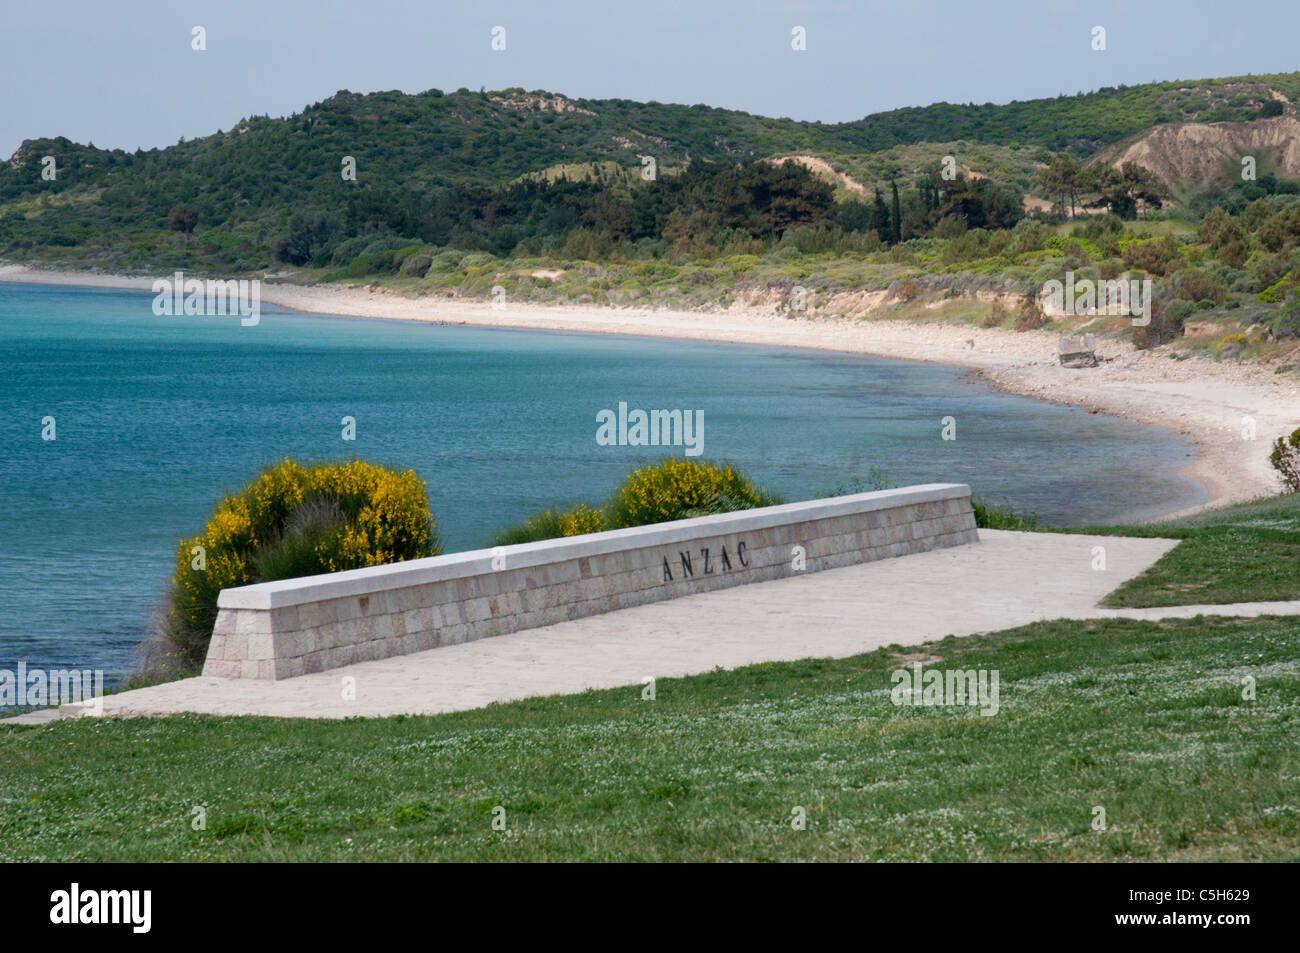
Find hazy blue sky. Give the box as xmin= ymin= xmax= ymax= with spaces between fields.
xmin=3 ymin=0 xmax=1296 ymax=157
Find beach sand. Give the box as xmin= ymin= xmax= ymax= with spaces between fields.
xmin=3 ymin=264 xmax=1297 ymax=520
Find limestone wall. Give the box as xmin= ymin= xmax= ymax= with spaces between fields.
xmin=202 ymin=484 xmax=978 ymax=679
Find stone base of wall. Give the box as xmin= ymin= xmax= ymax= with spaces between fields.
xmin=203 ymin=484 xmax=978 ymax=679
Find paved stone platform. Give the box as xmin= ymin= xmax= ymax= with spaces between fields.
xmin=7 ymin=529 xmax=1298 ymax=724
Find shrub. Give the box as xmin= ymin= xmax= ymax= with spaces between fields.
xmin=155 ymin=459 xmax=438 ymax=673
xmin=487 ymin=460 xmax=782 ymax=547
xmin=972 ymin=498 xmax=1038 ymax=530
xmin=401 ymin=253 xmax=432 ymax=278
xmin=1061 ymin=240 xmax=1092 ymax=266
xmin=167 ymin=204 xmax=199 ymax=235
xmin=605 ymin=459 xmax=783 ymax=528
xmin=1255 ymin=271 xmax=1299 ymax=304
xmin=1014 ymin=292 xmax=1047 ymax=330
xmin=1171 ymin=269 xmax=1226 ymax=304
xmin=492 ymin=503 xmax=605 ymax=546
xmin=811 ymin=470 xmax=893 ymax=497
xmin=420 ymin=249 xmax=460 ymax=275
xmin=1133 ymin=297 xmax=1184 ymax=348
xmin=1259 ymin=208 xmax=1300 ymax=252
xmin=329 ymin=234 xmax=371 ymax=266
xmin=1198 ymin=206 xmax=1239 ymax=248
xmin=1216 ymin=332 xmax=1251 ymax=360
xmin=1123 ymin=236 xmax=1180 ymax=276
xmin=1097 ymin=257 xmax=1127 ymax=280
xmin=1071 ymin=214 xmax=1124 ymax=241
xmin=1267 ymin=297 xmax=1300 ymax=340
xmin=1270 ymin=428 xmax=1300 ymax=492
xmin=1012 ymin=220 xmax=1047 ymax=254
xmin=983 ymin=299 xmax=1009 ymax=328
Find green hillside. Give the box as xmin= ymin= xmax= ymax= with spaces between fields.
xmin=1 ymin=73 xmax=1297 ymax=276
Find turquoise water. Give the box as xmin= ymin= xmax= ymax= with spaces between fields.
xmin=0 ymin=281 xmax=1204 ymax=683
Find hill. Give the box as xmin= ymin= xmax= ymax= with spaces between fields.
xmin=1094 ymin=114 xmax=1300 ymax=196
xmin=1 ymin=73 xmax=1299 ymax=273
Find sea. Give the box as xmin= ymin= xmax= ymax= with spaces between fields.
xmin=0 ymin=281 xmax=1205 ymax=684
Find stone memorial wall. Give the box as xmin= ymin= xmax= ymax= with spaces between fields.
xmin=203 ymin=483 xmax=979 ymax=679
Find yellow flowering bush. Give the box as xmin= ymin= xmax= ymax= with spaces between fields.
xmin=555 ymin=502 xmax=605 ymax=536
xmin=492 ymin=502 xmax=605 ymax=546
xmin=162 ymin=458 xmax=437 ymax=668
xmin=491 ymin=459 xmax=781 ymax=546
xmin=606 ymin=459 xmax=779 ymax=528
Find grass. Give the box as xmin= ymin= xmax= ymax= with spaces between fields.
xmin=1061 ymin=493 xmax=1300 ymax=608
xmin=2 ymin=614 xmax=1297 ymax=861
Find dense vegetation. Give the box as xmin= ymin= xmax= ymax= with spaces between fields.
xmin=295 ymin=188 xmax=1300 ymax=352
xmin=3 ymin=74 xmax=1298 ymax=272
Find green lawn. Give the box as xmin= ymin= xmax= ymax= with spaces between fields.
xmin=1066 ymin=493 xmax=1300 ymax=608
xmin=3 ymin=615 xmax=1297 ymax=861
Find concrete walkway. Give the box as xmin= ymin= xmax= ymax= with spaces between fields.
xmin=8 ymin=530 xmax=1300 ymax=723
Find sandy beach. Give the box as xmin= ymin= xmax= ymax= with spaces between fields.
xmin=3 ymin=264 xmax=1297 ymax=520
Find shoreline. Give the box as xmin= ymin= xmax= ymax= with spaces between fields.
xmin=4 ymin=265 xmax=1297 ymax=521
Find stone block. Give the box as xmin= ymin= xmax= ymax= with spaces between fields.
xmin=270 ymin=605 xmax=300 ymax=632
xmin=202 ymin=658 xmax=240 ymax=679
xmin=336 ymin=597 xmax=363 ymax=622
xmin=1058 ymin=333 xmax=1097 ymax=368
xmin=298 ymin=601 xmax=334 ymax=630
xmin=246 ymin=631 xmax=274 ymax=661
xmin=234 ymin=611 xmax=271 ymax=636
xmin=274 ymin=657 xmax=304 ymax=679
xmin=224 ymin=631 xmax=248 ymax=661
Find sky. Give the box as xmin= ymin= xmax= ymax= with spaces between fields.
xmin=2 ymin=0 xmax=1297 ymax=158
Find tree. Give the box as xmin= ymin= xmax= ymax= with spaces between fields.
xmin=1085 ymin=162 xmax=1166 ymax=220
xmin=836 ymin=198 xmax=873 ymax=233
xmin=890 ymin=179 xmax=902 ymax=245
xmin=274 ymin=213 xmax=342 ymax=265
xmin=1197 ymin=206 xmax=1238 ymax=249
xmin=874 ymin=185 xmax=891 ymax=245
xmin=1035 ymin=154 xmax=1082 ymax=217
xmin=936 ymin=177 xmax=1024 ymax=231
xmin=167 ymin=203 xmax=199 ymax=235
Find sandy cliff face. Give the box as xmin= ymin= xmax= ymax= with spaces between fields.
xmin=1097 ymin=115 xmax=1300 ymax=190
xmin=769 ymin=155 xmax=870 ymax=195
